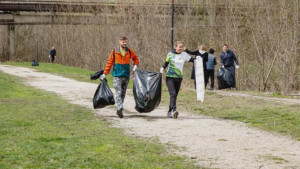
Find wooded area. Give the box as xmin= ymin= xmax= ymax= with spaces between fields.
xmin=0 ymin=0 xmax=299 ymax=93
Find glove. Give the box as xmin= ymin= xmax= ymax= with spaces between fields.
xmin=133 ymin=65 xmax=137 ymax=71
xmin=236 ymin=65 xmax=239 ymax=69
xmin=196 ymin=56 xmax=201 ymax=60
xmin=160 ymin=67 xmax=164 ymax=73
xmin=100 ymin=74 xmax=106 ymax=80
xmin=222 ymin=65 xmax=225 ymax=68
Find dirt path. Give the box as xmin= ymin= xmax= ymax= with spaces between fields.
xmin=1 ymin=65 xmax=300 ymax=169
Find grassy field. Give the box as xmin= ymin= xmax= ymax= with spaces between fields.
xmin=0 ymin=71 xmax=199 ymax=168
xmin=4 ymin=61 xmax=300 ymax=141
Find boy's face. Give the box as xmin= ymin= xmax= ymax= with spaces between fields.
xmin=119 ymin=40 xmax=127 ymax=48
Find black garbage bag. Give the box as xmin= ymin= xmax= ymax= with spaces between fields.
xmin=32 ymin=60 xmax=39 ymax=66
xmin=93 ymin=79 xmax=115 ymax=109
xmin=90 ymin=70 xmax=104 ymax=80
xmin=217 ymin=67 xmax=234 ymax=89
xmin=133 ymin=70 xmax=162 ymax=113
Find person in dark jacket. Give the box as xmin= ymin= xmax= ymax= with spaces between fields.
xmin=220 ymin=44 xmax=239 ymax=90
xmin=49 ymin=46 xmax=56 ymax=63
xmin=206 ymin=48 xmax=217 ymax=90
xmin=185 ymin=44 xmax=208 ymax=89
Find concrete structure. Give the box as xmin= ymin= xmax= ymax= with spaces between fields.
xmin=0 ymin=1 xmax=186 ymax=60
xmin=0 ymin=1 xmax=117 ymax=59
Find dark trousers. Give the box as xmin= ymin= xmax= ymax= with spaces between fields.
xmin=205 ymin=69 xmax=215 ymax=88
xmin=166 ymin=77 xmax=182 ymax=112
xmin=51 ymin=56 xmax=55 ymax=63
xmin=225 ymin=66 xmax=236 ymax=88
xmin=232 ymin=71 xmax=236 ymax=88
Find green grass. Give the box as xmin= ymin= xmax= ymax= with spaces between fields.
xmin=3 ymin=61 xmax=300 ymax=141
xmin=161 ymin=90 xmax=300 ymax=140
xmin=0 ymin=72 xmax=199 ymax=168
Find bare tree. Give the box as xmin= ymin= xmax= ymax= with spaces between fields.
xmin=1 ymin=0 xmax=299 ymax=93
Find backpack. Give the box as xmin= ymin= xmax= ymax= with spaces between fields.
xmin=32 ymin=60 xmax=39 ymax=66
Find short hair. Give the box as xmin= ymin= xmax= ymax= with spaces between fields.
xmin=223 ymin=44 xmax=229 ymax=47
xmin=198 ymin=44 xmax=206 ymax=51
xmin=119 ymin=36 xmax=127 ymax=41
xmin=208 ymin=48 xmax=215 ymax=54
xmin=174 ymin=41 xmax=185 ymax=48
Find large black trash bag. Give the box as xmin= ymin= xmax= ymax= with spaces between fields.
xmin=133 ymin=70 xmax=162 ymax=113
xmin=217 ymin=67 xmax=234 ymax=90
xmin=93 ymin=79 xmax=115 ymax=109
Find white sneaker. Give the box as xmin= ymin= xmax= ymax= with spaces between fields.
xmin=172 ymin=110 xmax=179 ymax=119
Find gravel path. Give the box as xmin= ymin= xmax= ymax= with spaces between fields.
xmin=1 ymin=65 xmax=300 ymax=169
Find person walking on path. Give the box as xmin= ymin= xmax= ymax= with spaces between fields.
xmin=160 ymin=41 xmax=195 ymax=119
xmin=220 ymin=44 xmax=239 ymax=90
xmin=49 ymin=47 xmax=56 ymax=63
xmin=185 ymin=44 xmax=208 ymax=89
xmin=101 ymin=36 xmax=139 ymax=118
xmin=206 ymin=48 xmax=217 ymax=90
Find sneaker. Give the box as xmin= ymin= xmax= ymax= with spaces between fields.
xmin=116 ymin=109 xmax=124 ymax=118
xmin=172 ymin=110 xmax=179 ymax=119
xmin=167 ymin=111 xmax=172 ymax=118
xmin=231 ymin=88 xmax=236 ymax=91
xmin=209 ymin=87 xmax=213 ymax=90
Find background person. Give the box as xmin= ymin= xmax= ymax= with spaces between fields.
xmin=185 ymin=44 xmax=208 ymax=89
xmin=160 ymin=41 xmax=195 ymax=119
xmin=220 ymin=44 xmax=239 ymax=90
xmin=49 ymin=46 xmax=56 ymax=63
xmin=100 ymin=36 xmax=139 ymax=118
xmin=206 ymin=48 xmax=217 ymax=90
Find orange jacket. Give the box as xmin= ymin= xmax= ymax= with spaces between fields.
xmin=104 ymin=47 xmax=139 ymax=77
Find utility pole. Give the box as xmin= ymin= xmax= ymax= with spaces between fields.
xmin=171 ymin=0 xmax=174 ymax=50
xmin=36 ymin=41 xmax=39 ymax=61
